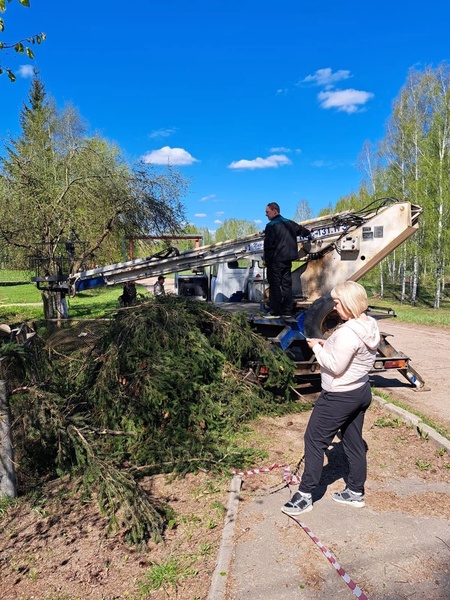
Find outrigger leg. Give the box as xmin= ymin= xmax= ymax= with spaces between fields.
xmin=377 ymin=332 xmax=427 ymax=390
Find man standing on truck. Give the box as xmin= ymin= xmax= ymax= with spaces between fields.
xmin=263 ymin=202 xmax=311 ymax=318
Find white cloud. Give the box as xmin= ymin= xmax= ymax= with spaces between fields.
xmin=141 ymin=146 xmax=199 ymax=166
xmin=270 ymin=146 xmax=291 ymax=153
xmin=18 ymin=65 xmax=34 ymax=78
xmin=301 ymin=67 xmax=351 ymax=87
xmin=312 ymin=160 xmax=332 ymax=168
xmin=149 ymin=127 xmax=178 ymax=139
xmin=317 ymin=89 xmax=374 ymax=113
xmin=200 ymin=194 xmax=216 ymax=202
xmin=254 ymin=219 xmax=262 ymax=224
xmin=215 ymin=211 xmax=225 ymax=216
xmin=214 ymin=219 xmax=223 ymax=224
xmin=194 ymin=213 xmax=207 ymax=218
xmin=228 ymin=154 xmax=291 ymax=170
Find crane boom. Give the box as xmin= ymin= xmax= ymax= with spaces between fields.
xmin=62 ymin=197 xmax=421 ymax=300
xmin=70 ymin=232 xmax=267 ymax=292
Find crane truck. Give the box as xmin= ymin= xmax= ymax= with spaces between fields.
xmin=31 ymin=197 xmax=426 ymax=388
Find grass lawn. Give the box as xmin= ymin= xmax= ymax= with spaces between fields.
xmin=0 ymin=282 xmax=150 ymax=323
xmin=368 ymin=295 xmax=450 ymax=327
xmin=364 ymin=279 xmax=450 ymax=327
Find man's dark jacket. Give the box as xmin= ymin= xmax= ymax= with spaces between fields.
xmin=264 ymin=215 xmax=310 ymax=264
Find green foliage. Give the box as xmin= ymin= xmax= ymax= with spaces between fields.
xmin=373 ymin=415 xmax=404 ymax=429
xmin=214 ymin=218 xmax=259 ymax=242
xmin=87 ymin=298 xmax=296 ymax=473
xmin=344 ymin=64 xmax=450 ymax=308
xmin=76 ymin=450 xmax=167 ymax=545
xmin=415 ymin=459 xmax=431 ymax=471
xmin=0 ymin=0 xmax=45 ymax=82
xmin=0 ymin=494 xmax=19 ymax=514
xmin=8 ymin=296 xmax=297 ymax=545
xmin=0 ymin=76 xmax=188 ymax=279
xmin=138 ymin=556 xmax=198 ymax=595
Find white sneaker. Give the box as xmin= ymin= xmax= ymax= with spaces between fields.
xmin=331 ymin=488 xmax=365 ymax=507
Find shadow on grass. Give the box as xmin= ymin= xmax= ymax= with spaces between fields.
xmin=68 ymin=297 xmax=119 ymax=319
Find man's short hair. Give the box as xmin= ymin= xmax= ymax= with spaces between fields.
xmin=267 ymin=202 xmax=280 ymax=213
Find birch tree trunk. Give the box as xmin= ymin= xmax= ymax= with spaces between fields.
xmin=410 ymin=254 xmax=419 ymax=305
xmin=400 ymin=251 xmax=406 ymax=303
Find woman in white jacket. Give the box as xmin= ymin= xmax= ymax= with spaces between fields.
xmin=282 ymin=281 xmax=380 ymax=516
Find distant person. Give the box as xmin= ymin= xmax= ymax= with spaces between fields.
xmin=60 ymin=290 xmax=69 ymax=319
xmin=153 ymin=275 xmax=165 ymax=296
xmin=281 ymin=281 xmax=380 ymax=516
xmin=119 ymin=281 xmax=137 ymax=306
xmin=263 ymin=202 xmax=311 ymax=318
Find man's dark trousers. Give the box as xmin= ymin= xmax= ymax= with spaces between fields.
xmin=267 ymin=260 xmax=293 ymax=316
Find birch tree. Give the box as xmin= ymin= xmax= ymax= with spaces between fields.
xmin=378 ymin=67 xmax=432 ymax=303
xmin=418 ymin=66 xmax=450 ymax=308
xmin=214 ymin=218 xmax=258 ymax=242
xmin=293 ymin=199 xmax=314 ymax=222
xmin=0 ymin=76 xmax=188 ymax=318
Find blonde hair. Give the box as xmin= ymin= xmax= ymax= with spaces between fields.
xmin=331 ymin=281 xmax=368 ymax=319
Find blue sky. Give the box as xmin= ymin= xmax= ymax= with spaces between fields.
xmin=1 ymin=0 xmax=449 ymax=233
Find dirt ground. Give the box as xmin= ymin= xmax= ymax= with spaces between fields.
xmin=1 ymin=321 xmax=449 ymax=599
xmin=368 ymin=320 xmax=450 ymax=430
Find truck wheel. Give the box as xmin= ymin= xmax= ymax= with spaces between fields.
xmin=303 ymin=294 xmax=342 ymax=339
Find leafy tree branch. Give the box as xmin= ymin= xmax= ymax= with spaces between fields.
xmin=0 ymin=0 xmax=45 ymax=81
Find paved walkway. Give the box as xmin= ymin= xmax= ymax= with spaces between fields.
xmin=209 ymin=393 xmax=450 ymax=600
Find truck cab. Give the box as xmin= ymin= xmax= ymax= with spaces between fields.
xmin=174 ymin=259 xmax=267 ymax=303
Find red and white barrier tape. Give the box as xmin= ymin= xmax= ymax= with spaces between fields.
xmin=232 ymin=462 xmax=301 ymax=485
xmin=232 ymin=461 xmax=369 ymax=599
xmin=289 ymin=516 xmax=369 ymax=600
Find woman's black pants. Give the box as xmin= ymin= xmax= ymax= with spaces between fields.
xmin=298 ymin=381 xmax=372 ymax=495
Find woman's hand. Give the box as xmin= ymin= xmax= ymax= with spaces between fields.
xmin=306 ymin=337 xmax=324 ymax=348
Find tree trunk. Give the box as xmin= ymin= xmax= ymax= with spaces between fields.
xmin=400 ymin=254 xmax=406 ymax=303
xmin=55 ymin=291 xmax=68 ymax=324
xmin=42 ymin=290 xmax=55 ymax=320
xmin=410 ymin=254 xmax=419 ymax=305
xmin=434 ymin=264 xmax=441 ymax=309
xmin=0 ymin=378 xmax=17 ymax=498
